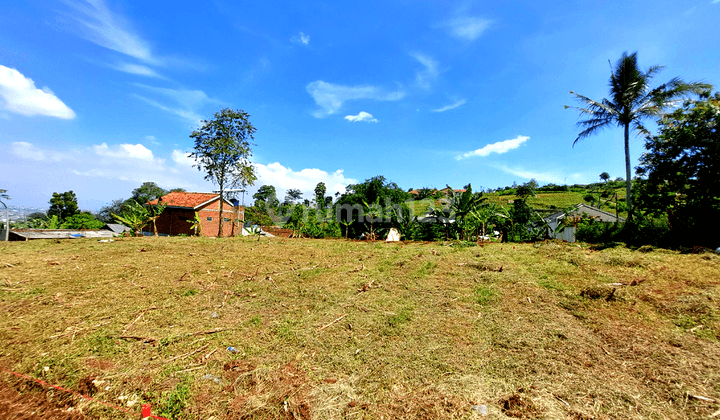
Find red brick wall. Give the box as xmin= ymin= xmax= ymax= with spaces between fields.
xmin=154 ymin=204 xmax=245 ymax=237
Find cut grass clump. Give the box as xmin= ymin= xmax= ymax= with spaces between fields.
xmin=475 ymin=285 xmax=496 ymax=305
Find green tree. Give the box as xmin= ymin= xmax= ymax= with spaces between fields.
xmin=253 ymin=185 xmax=279 ymax=207
xmin=130 ymin=182 xmax=167 ymax=205
xmin=48 ymin=191 xmax=79 ymax=222
xmin=637 ymin=92 xmax=720 ymax=246
xmin=336 ymin=176 xmax=409 ymax=239
xmin=314 ymin=182 xmax=327 ymax=209
xmin=599 ymin=172 xmax=610 ymax=183
xmin=60 ymin=212 xmax=104 ymax=230
xmin=98 ymin=199 xmax=127 ymax=223
xmin=190 ymin=108 xmax=257 ymax=237
xmin=284 ymin=189 xmax=302 ymax=205
xmin=568 ymin=51 xmax=710 ymax=219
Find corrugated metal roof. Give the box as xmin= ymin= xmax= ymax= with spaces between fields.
xmin=10 ymin=229 xmax=117 ymax=240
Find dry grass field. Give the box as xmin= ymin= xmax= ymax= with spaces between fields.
xmin=1 ymin=236 xmax=719 ymax=419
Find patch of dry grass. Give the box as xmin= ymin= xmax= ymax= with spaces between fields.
xmin=1 ymin=237 xmax=719 ymax=419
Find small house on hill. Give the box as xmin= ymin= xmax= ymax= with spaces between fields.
xmin=542 ymin=204 xmax=625 ymax=242
xmin=149 ymin=192 xmax=244 ymax=237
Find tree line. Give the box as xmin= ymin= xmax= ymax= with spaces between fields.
xmin=4 ymin=51 xmax=717 ymax=246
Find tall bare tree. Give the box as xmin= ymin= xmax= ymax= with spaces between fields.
xmin=190 ymin=108 xmax=257 ymax=237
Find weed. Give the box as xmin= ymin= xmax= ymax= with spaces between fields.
xmin=475 ymin=286 xmax=495 ymax=305
xmin=537 ymin=277 xmax=567 ymax=291
xmin=387 ymin=307 xmax=413 ymax=328
xmin=249 ymin=315 xmax=262 ymax=326
xmin=181 ymin=288 xmax=198 ymax=297
xmin=416 ymin=261 xmax=436 ymax=277
xmin=159 ymin=381 xmax=191 ymax=419
xmin=276 ymin=318 xmax=296 ymax=339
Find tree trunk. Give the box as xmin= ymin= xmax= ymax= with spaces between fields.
xmin=217 ymin=189 xmax=224 ymax=237
xmin=624 ymin=123 xmax=633 ymax=220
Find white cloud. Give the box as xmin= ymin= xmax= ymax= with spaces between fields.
xmin=10 ymin=141 xmax=71 ymax=161
xmin=112 ymin=62 xmax=163 ymax=78
xmin=93 ymin=143 xmax=154 ymax=160
xmin=432 ymin=98 xmax=467 ymax=113
xmin=457 ymin=135 xmax=529 ymax=160
xmin=61 ymin=0 xmax=160 ymax=65
xmin=410 ymin=52 xmax=440 ymax=89
xmin=496 ymin=165 xmax=589 ymax=185
xmin=306 ymin=80 xmax=405 ymax=117
xmin=440 ymin=17 xmax=491 ymax=41
xmin=254 ymin=162 xmax=356 ymax=200
xmin=171 ymin=149 xmax=195 ymax=168
xmin=292 ymin=32 xmax=310 ymax=45
xmin=344 ymin=111 xmax=377 ymax=123
xmin=0 ymin=65 xmax=76 ymax=119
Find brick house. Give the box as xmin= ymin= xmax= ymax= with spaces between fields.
xmin=149 ymin=192 xmax=245 ymax=237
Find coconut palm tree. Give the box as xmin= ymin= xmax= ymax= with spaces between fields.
xmin=568 ymin=51 xmax=710 ymax=219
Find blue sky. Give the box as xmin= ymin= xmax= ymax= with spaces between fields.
xmin=1 ymin=0 xmax=719 ymax=211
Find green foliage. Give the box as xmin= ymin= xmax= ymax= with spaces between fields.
xmin=112 ymin=201 xmax=152 ymax=235
xmin=130 ymin=182 xmax=166 ymax=205
xmin=475 ymin=286 xmax=495 ymax=306
xmin=159 ymin=382 xmax=191 ymax=419
xmin=387 ymin=307 xmax=413 ymax=328
xmin=284 ymin=188 xmax=302 ymax=205
xmin=253 ymin=185 xmax=279 ymax=207
xmin=60 ymin=212 xmax=104 ymax=230
xmin=244 ymin=204 xmax=274 ymax=227
xmin=314 ymin=182 xmax=327 ymax=209
xmin=97 ymin=199 xmax=127 ymax=223
xmin=190 ymin=108 xmax=257 ymax=237
xmin=187 ymin=212 xmax=202 ymax=236
xmin=336 ymin=176 xmax=410 ymax=239
xmin=574 ymin=215 xmax=625 ymax=244
xmin=48 ymin=191 xmax=79 ymax=222
xmin=637 ymin=92 xmax=720 ymax=247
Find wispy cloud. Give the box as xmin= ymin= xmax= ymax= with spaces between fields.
xmin=0 ymin=65 xmax=76 ymax=119
xmin=410 ymin=52 xmax=440 ymax=89
xmin=457 ymin=135 xmax=529 ymax=160
xmin=439 ymin=17 xmax=491 ymax=41
xmin=254 ymin=162 xmax=357 ymax=199
xmin=61 ymin=0 xmax=160 ymax=65
xmin=292 ymin=32 xmax=310 ymax=45
xmin=432 ymin=98 xmax=467 ymax=113
xmin=496 ymin=165 xmax=589 ymax=185
xmin=306 ymin=80 xmax=405 ymax=117
xmin=344 ymin=111 xmax=377 ymax=123
xmin=112 ymin=62 xmax=163 ymax=78
xmin=133 ymin=84 xmax=222 ymax=125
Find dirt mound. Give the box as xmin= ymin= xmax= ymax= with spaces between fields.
xmin=0 ymin=379 xmax=86 ymax=420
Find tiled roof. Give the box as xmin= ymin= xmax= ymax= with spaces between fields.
xmin=149 ymin=192 xmax=221 ymax=209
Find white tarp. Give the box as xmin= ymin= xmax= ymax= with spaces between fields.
xmin=386 ymin=228 xmax=401 ymax=242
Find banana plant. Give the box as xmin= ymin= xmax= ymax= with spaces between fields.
xmin=187 ymin=211 xmax=202 ymax=236
xmin=362 ymin=198 xmax=382 ymax=241
xmin=112 ymin=201 xmax=151 ymax=236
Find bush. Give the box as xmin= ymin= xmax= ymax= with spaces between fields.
xmin=575 ymin=217 xmax=624 ymax=244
